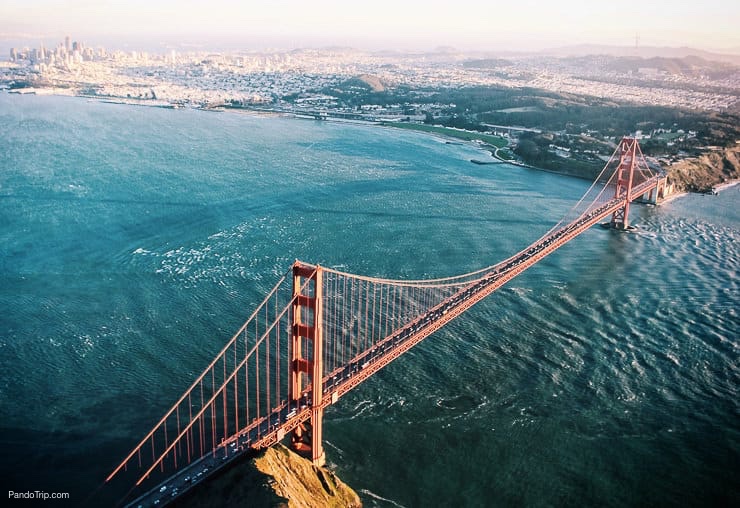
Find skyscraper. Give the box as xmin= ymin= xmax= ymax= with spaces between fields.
xmin=65 ymin=35 xmax=70 ymax=52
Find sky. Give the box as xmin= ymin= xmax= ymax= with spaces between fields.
xmin=1 ymin=0 xmax=739 ymax=53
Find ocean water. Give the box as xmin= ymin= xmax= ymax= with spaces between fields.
xmin=0 ymin=93 xmax=737 ymax=507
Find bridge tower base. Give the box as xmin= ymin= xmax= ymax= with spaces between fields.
xmin=635 ymin=174 xmax=672 ymax=205
xmin=289 ymin=261 xmax=325 ymax=467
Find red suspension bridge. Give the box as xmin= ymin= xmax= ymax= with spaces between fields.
xmin=107 ymin=137 xmax=668 ymax=506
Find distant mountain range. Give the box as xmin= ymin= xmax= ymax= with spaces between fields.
xmin=376 ymin=44 xmax=740 ymax=68
xmin=537 ymin=44 xmax=740 ymax=66
xmin=578 ymin=55 xmax=738 ymax=78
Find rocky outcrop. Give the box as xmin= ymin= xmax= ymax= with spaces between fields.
xmin=666 ymin=146 xmax=740 ymax=193
xmin=175 ymin=445 xmax=361 ymax=508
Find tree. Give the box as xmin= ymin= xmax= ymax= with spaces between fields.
xmin=514 ymin=140 xmax=540 ymax=162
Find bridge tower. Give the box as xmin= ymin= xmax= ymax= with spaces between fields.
xmin=610 ymin=137 xmax=639 ymax=229
xmin=289 ymin=261 xmax=325 ymax=466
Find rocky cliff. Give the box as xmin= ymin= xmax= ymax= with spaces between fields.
xmin=174 ymin=445 xmax=361 ymax=508
xmin=666 ymin=146 xmax=740 ymax=193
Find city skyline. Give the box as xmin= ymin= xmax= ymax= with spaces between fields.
xmin=1 ymin=0 xmax=739 ymax=54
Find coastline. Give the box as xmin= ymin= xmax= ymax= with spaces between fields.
xmin=657 ymin=190 xmax=688 ymax=205
xmin=3 ymin=87 xmax=510 ymax=165
xmin=713 ymin=179 xmax=740 ymax=193
xmin=661 ymin=178 xmax=739 ymax=206
xmin=0 ymin=89 xmax=558 ymax=175
xmin=5 ymin=89 xmax=733 ymax=200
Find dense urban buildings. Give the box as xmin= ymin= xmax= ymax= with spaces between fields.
xmin=3 ymin=36 xmax=738 ymax=113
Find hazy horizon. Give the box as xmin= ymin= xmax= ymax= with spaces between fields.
xmin=2 ymin=0 xmax=739 ymax=55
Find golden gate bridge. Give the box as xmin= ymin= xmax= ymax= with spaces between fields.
xmin=106 ymin=137 xmax=669 ymax=506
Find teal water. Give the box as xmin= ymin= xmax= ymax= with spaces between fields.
xmin=0 ymin=93 xmax=737 ymax=507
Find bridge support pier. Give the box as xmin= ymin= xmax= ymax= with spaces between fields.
xmin=289 ymin=261 xmax=325 ymax=467
xmin=635 ymin=175 xmax=671 ymax=205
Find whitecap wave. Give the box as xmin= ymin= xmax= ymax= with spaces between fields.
xmin=359 ymin=489 xmax=408 ymax=508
